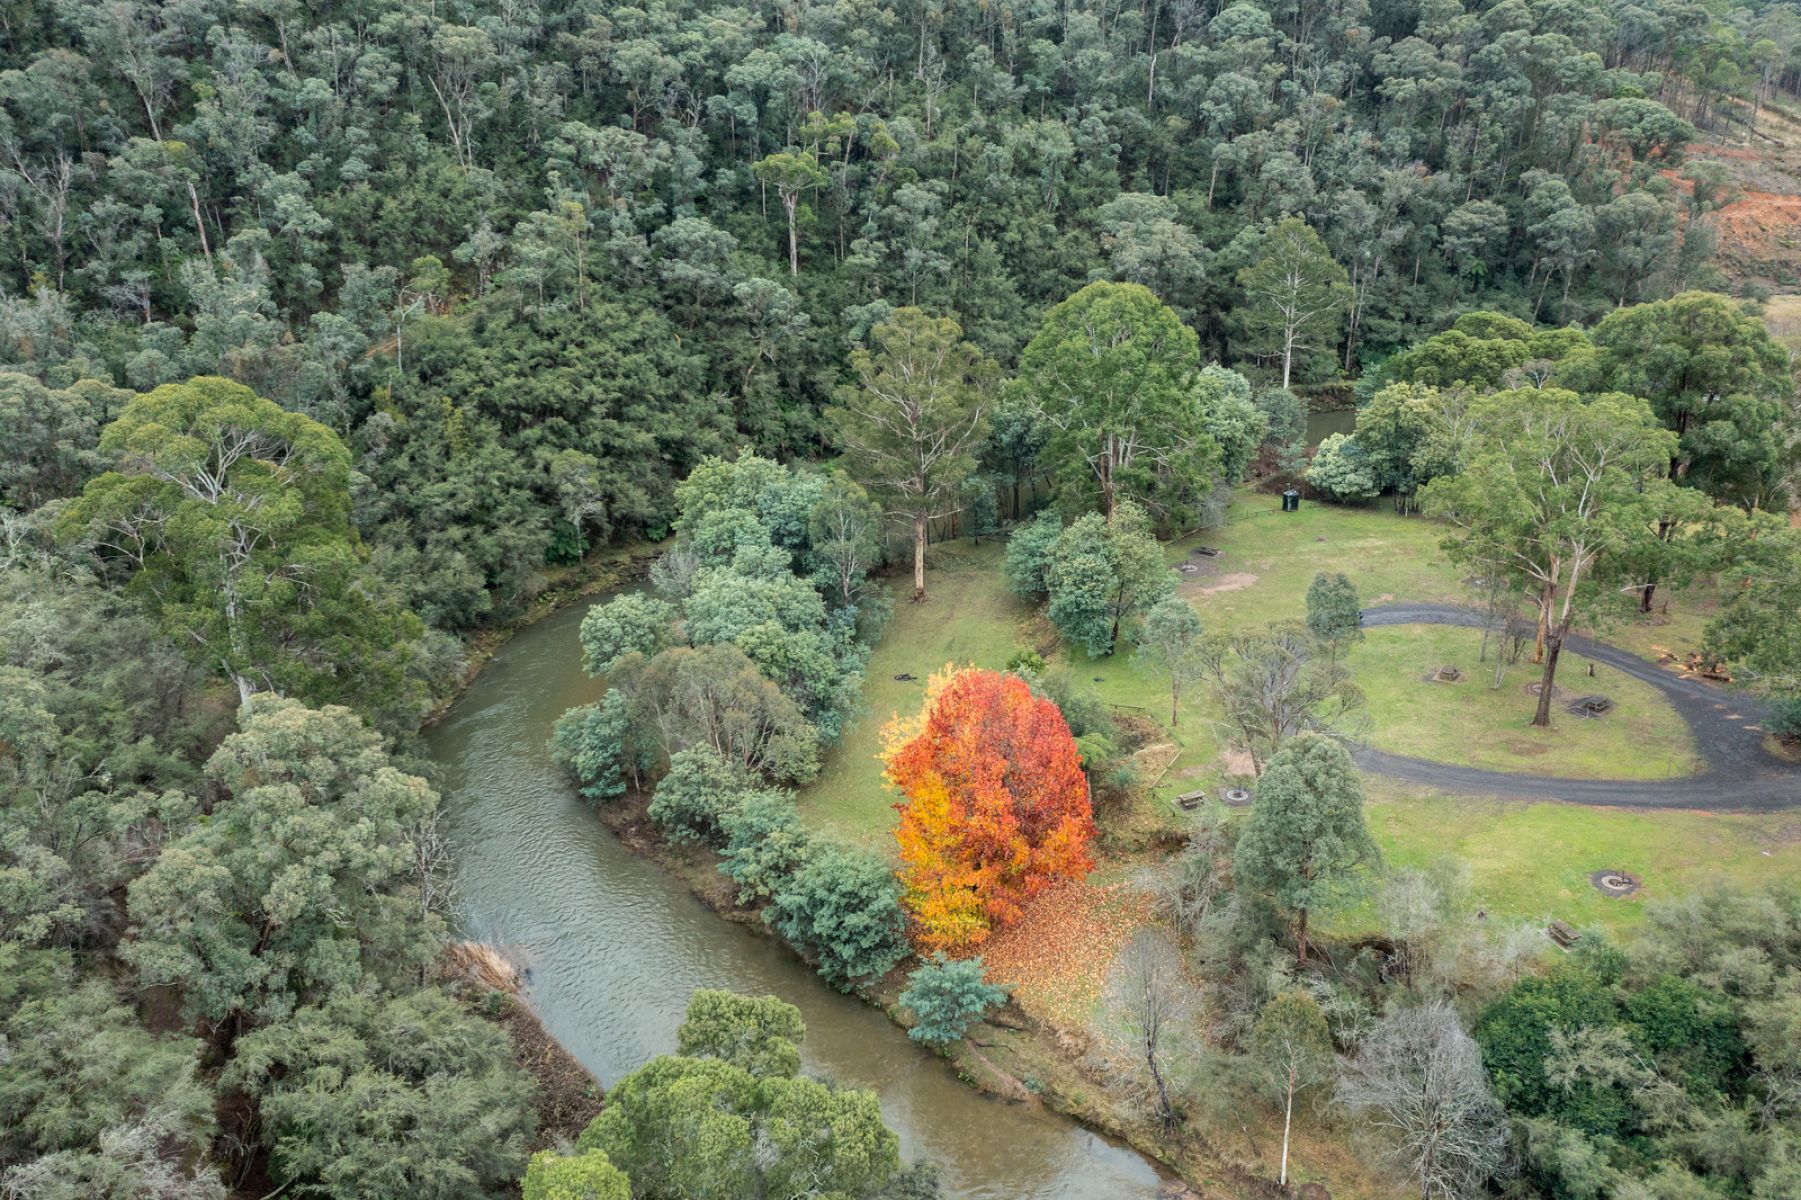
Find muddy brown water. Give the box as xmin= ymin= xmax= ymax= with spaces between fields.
xmin=1304 ymin=407 xmax=1357 ymax=447
xmin=425 ymin=594 xmax=1167 ymax=1198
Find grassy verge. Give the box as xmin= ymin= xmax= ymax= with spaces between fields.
xmin=796 ymin=537 xmax=1026 ymax=843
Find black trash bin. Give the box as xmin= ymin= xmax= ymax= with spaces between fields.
xmin=1281 ymin=488 xmax=1300 ymax=512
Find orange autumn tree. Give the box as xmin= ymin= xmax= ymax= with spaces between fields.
xmin=884 ymin=666 xmax=1096 ymax=951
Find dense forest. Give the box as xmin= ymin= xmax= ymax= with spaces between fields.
xmin=6 ymin=0 xmax=1801 ymax=1196
xmin=6 ymin=0 xmax=1797 ymax=633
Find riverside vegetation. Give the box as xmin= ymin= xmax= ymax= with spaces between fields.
xmin=8 ymin=0 xmax=1801 ymax=1197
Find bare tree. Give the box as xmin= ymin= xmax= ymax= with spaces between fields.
xmin=1339 ymin=1004 xmax=1510 ymax=1200
xmin=1151 ymin=808 xmax=1234 ymax=938
xmin=1199 ymin=621 xmax=1366 ymax=772
xmin=1462 ymin=563 xmax=1530 ymax=689
xmin=650 ymin=541 xmax=701 ymax=601
xmin=1103 ymin=930 xmax=1192 ymax=1126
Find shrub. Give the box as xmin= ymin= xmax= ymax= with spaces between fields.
xmin=578 ymin=592 xmax=676 ymax=674
xmin=766 ymin=845 xmax=908 ymax=989
xmin=719 ymin=791 xmax=813 ymax=903
xmin=900 ymin=955 xmax=1009 ymax=1047
xmin=1305 ymin=433 xmax=1377 ymax=501
xmin=522 ymin=1148 xmax=631 ymax=1200
xmin=675 ymin=989 xmax=805 ymax=1078
xmin=1044 ymin=501 xmax=1171 ymax=657
xmin=648 ymin=747 xmax=750 ymax=844
xmin=549 ymin=691 xmax=644 ymax=801
xmin=1003 ymin=511 xmax=1063 ymax=601
xmin=1766 ymin=694 xmax=1801 ymax=741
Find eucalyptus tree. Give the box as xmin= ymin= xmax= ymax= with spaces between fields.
xmin=829 ymin=308 xmax=994 ymax=601
xmin=1017 ymin=282 xmax=1220 ymax=526
xmin=1421 ymin=388 xmax=1697 ymax=727
xmin=58 ymin=376 xmax=421 ymax=718
xmin=1236 ymin=217 xmax=1350 ymax=389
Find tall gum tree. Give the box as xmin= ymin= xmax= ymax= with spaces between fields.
xmin=1421 ymin=387 xmax=1693 ymax=727
xmin=1575 ymin=291 xmax=1796 ymax=611
xmin=829 ymin=308 xmax=993 ymax=602
xmin=59 ymin=376 xmax=419 ymax=714
xmin=1236 ymin=217 xmax=1350 ymax=391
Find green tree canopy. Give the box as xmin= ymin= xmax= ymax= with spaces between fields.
xmin=59 ymin=376 xmax=421 ymax=720
xmin=124 ymin=699 xmax=442 ymax=1031
xmin=900 ymin=954 xmax=1010 ymax=1048
xmin=1018 ymin=282 xmax=1221 ymax=526
xmin=1133 ymin=596 xmax=1207 ymax=725
xmin=1420 ymin=387 xmax=1693 ymax=726
xmin=1236 ymin=218 xmax=1351 ymax=390
xmin=828 ymin=307 xmax=993 ymax=601
xmin=1304 ymin=571 xmax=1363 ymax=665
xmin=1580 ymin=291 xmax=1794 ymax=508
xmin=577 ymin=991 xmax=904 ymax=1200
xmin=675 ymin=989 xmax=806 ymax=1078
xmin=1233 ymin=733 xmax=1380 ymax=962
xmin=1045 ymin=499 xmax=1175 ymax=656
xmin=766 ymin=844 xmax=908 ymax=989
xmin=522 ymin=1149 xmax=631 ymax=1200
xmin=224 ymin=988 xmax=534 ymax=1200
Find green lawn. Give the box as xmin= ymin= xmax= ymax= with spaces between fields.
xmin=796 ymin=538 xmax=1025 ymax=844
xmin=794 ymin=490 xmax=1792 ymax=929
xmin=1346 ymin=624 xmax=1700 ymax=781
xmin=1340 ymin=782 xmax=1801 ymax=938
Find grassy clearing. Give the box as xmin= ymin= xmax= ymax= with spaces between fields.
xmin=1340 ymin=782 xmax=1801 ymax=938
xmin=795 ymin=490 xmax=1781 ymax=931
xmin=1346 ymin=624 xmax=1701 ymax=781
xmin=796 ymin=537 xmax=1025 ymax=844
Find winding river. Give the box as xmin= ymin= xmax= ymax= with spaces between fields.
xmin=425 ymin=594 xmax=1167 ymax=1199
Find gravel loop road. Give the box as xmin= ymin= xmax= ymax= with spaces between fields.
xmin=1353 ymin=604 xmax=1799 ymax=811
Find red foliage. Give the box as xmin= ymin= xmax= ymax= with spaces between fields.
xmin=886 ymin=668 xmax=1095 ymax=951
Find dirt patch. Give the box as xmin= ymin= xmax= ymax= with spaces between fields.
xmin=1129 ymin=741 xmax=1181 ymax=790
xmin=1590 ymin=869 xmax=1641 ymax=898
xmin=1712 ymin=190 xmax=1801 ymax=283
xmin=1502 ymin=740 xmax=1552 ymax=757
xmin=1524 ymin=680 xmax=1577 ymax=704
xmin=496 ymin=995 xmax=607 ymax=1142
xmin=1181 ymin=571 xmax=1258 ymax=597
xmin=1218 ymin=747 xmax=1257 ymax=776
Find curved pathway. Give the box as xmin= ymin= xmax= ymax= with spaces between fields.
xmin=1353 ymin=604 xmax=1800 ymax=811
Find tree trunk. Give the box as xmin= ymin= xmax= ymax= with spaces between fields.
xmin=784 ymin=194 xmax=800 ymax=276
xmin=1294 ymin=907 xmax=1310 ymax=965
xmin=912 ymin=514 xmax=928 ymax=601
xmin=1099 ymin=448 xmax=1115 ymax=521
xmin=232 ymin=670 xmax=256 ymax=712
xmin=1147 ymin=1046 xmax=1174 ymax=1125
xmin=1280 ymin=1071 xmax=1295 ymax=1186
xmin=1532 ymin=632 xmax=1564 ymax=727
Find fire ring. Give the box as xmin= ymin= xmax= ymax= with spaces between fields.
xmin=1589 ymin=869 xmax=1640 ymax=897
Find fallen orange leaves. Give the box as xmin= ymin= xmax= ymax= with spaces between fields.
xmin=978 ymin=875 xmax=1152 ymax=1031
